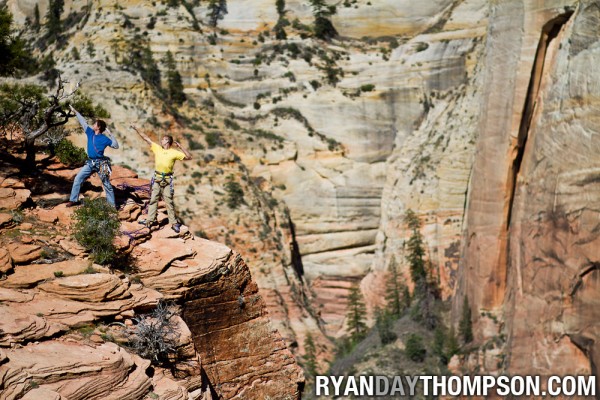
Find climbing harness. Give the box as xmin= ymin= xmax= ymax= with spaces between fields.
xmin=90 ymin=133 xmax=113 ymax=180
xmin=152 ymin=171 xmax=175 ymax=196
xmin=87 ymin=157 xmax=112 ymax=181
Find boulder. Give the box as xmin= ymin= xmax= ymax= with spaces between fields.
xmin=0 ymin=212 xmax=12 ymax=228
xmin=0 ymin=248 xmax=12 ymax=274
xmin=0 ymin=341 xmax=152 ymax=400
xmin=0 ymin=187 xmax=30 ymax=209
xmin=6 ymin=243 xmax=42 ymax=264
xmin=38 ymin=274 xmax=130 ymax=302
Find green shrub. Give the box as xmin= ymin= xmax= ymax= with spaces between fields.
xmin=55 ymin=139 xmax=87 ymax=166
xmin=224 ymin=118 xmax=240 ymax=130
xmin=360 ymin=84 xmax=375 ymax=92
xmin=224 ymin=175 xmax=244 ymax=209
xmin=205 ymin=131 xmax=222 ymax=148
xmin=53 ymin=270 xmax=64 ymax=277
xmin=415 ymin=42 xmax=429 ymax=52
xmin=405 ymin=333 xmax=426 ymax=362
xmin=72 ymin=198 xmax=120 ymax=264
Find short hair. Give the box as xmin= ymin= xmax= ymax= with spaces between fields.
xmin=163 ymin=135 xmax=173 ymax=145
xmin=95 ymin=119 xmax=107 ymax=133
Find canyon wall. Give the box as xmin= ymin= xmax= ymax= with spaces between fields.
xmin=456 ymin=0 xmax=600 ymax=378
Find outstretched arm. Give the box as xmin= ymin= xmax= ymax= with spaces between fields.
xmin=105 ymin=127 xmax=119 ymax=149
xmin=69 ymin=104 xmax=88 ymax=132
xmin=130 ymin=125 xmax=152 ymax=145
xmin=174 ymin=140 xmax=192 ymax=160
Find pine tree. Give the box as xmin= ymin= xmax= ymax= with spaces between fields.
xmin=303 ymin=332 xmax=318 ymax=378
xmin=207 ymin=0 xmax=227 ymax=28
xmin=404 ymin=209 xmax=427 ymax=289
xmin=459 ymin=295 xmax=473 ymax=344
xmin=33 ymin=4 xmax=40 ymax=31
xmin=274 ymin=0 xmax=288 ymax=40
xmin=141 ymin=46 xmax=161 ymax=88
xmin=46 ymin=0 xmax=64 ymax=40
xmin=0 ymin=6 xmax=36 ymax=76
xmin=308 ymin=0 xmax=337 ymax=40
xmin=384 ymin=256 xmax=402 ymax=317
xmin=276 ymin=0 xmax=285 ymax=15
xmin=432 ymin=326 xmax=447 ymax=364
xmin=375 ymin=307 xmax=397 ymax=345
xmin=404 ymin=209 xmax=439 ymax=329
xmin=402 ymin=284 xmax=411 ymax=310
xmin=346 ymin=284 xmax=367 ymax=344
xmin=206 ymin=0 xmax=227 ymax=44
xmin=163 ymin=51 xmax=186 ymax=105
xmin=446 ymin=326 xmax=460 ymax=359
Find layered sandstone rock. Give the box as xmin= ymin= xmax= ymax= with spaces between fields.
xmin=0 ymin=161 xmax=303 ymax=399
xmin=453 ymin=0 xmax=600 ymax=379
xmin=0 ymin=341 xmax=152 ymax=400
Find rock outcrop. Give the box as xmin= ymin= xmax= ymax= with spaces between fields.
xmin=0 ymin=158 xmax=303 ymax=399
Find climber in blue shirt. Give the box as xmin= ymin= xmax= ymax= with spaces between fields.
xmin=66 ymin=105 xmax=119 ymax=207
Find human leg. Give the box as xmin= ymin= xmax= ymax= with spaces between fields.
xmin=69 ymin=163 xmax=93 ymax=202
xmin=145 ymin=179 xmax=163 ymax=224
xmin=162 ymin=178 xmax=179 ymax=226
xmin=100 ymin=176 xmax=116 ymax=207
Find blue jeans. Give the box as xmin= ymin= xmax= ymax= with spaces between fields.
xmin=69 ymin=162 xmax=115 ymax=207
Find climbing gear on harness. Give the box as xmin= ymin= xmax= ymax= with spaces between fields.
xmin=152 ymin=171 xmax=174 ymax=196
xmin=172 ymin=223 xmax=181 ymax=233
xmin=87 ymin=157 xmax=112 ymax=181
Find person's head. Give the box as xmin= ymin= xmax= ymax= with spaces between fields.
xmin=161 ymin=135 xmax=173 ymax=149
xmin=93 ymin=119 xmax=107 ymax=134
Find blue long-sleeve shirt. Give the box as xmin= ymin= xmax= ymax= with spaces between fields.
xmin=74 ymin=111 xmax=119 ymax=159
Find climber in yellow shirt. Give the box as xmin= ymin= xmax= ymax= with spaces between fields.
xmin=130 ymin=125 xmax=192 ymax=233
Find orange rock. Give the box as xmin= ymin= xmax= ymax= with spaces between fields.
xmin=111 ymin=165 xmax=139 ymax=179
xmin=0 ymin=259 xmax=89 ymax=289
xmin=20 ymin=387 xmax=62 ymax=400
xmin=6 ymin=243 xmax=42 ymax=264
xmin=0 ymin=341 xmax=152 ymax=399
xmin=38 ymin=274 xmax=130 ymax=302
xmin=21 ymin=236 xmax=34 ymax=244
xmin=0 ymin=212 xmax=12 ymax=228
xmin=0 ymin=248 xmax=13 ymax=274
xmin=89 ymin=334 xmax=104 ymax=344
xmin=36 ymin=209 xmax=59 ymax=224
xmin=58 ymin=239 xmax=87 ymax=256
xmin=0 ymin=187 xmax=31 ymax=209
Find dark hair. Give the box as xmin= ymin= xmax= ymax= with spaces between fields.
xmin=163 ymin=135 xmax=173 ymax=145
xmin=95 ymin=119 xmax=107 ymax=133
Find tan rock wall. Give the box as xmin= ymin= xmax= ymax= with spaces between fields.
xmin=455 ymin=0 xmax=600 ymax=377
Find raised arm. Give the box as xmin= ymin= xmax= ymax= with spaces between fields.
xmin=105 ymin=127 xmax=119 ymax=149
xmin=174 ymin=140 xmax=192 ymax=160
xmin=69 ymin=105 xmax=88 ymax=132
xmin=130 ymin=125 xmax=152 ymax=145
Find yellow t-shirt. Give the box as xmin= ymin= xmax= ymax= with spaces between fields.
xmin=151 ymin=142 xmax=186 ymax=173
